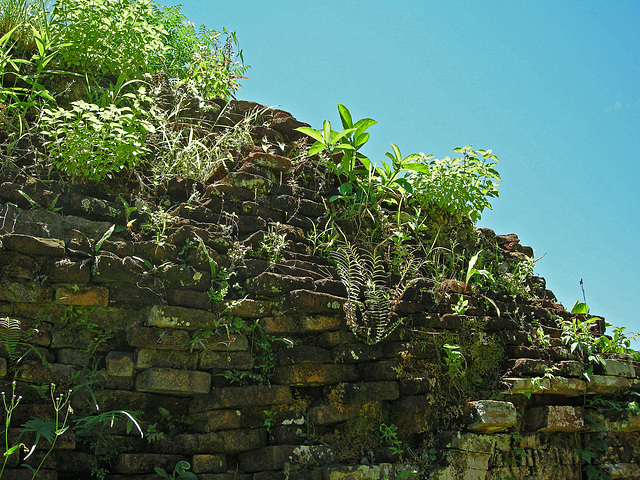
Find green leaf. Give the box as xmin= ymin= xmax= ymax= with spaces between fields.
xmin=337 ymin=103 xmax=353 ymax=129
xmin=308 ymin=142 xmax=325 ymax=156
xmin=295 ymin=127 xmax=324 ymax=144
xmin=323 ymin=120 xmax=332 ymax=144
xmin=154 ymin=467 xmax=171 ymax=479
xmin=571 ymin=301 xmax=590 ymax=314
xmin=331 ymin=127 xmax=357 ymax=145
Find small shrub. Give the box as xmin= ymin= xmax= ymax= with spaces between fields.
xmin=50 ymin=0 xmax=167 ymax=78
xmin=40 ymin=97 xmax=155 ymax=181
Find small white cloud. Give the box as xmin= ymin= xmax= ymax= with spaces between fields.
xmin=605 ymin=102 xmax=622 ymax=112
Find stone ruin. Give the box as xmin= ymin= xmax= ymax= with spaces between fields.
xmin=0 ymin=100 xmax=639 ymax=479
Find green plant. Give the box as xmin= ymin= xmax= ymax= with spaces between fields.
xmin=263 ymin=410 xmax=276 ymax=441
xmin=442 ymin=343 xmax=464 ymax=378
xmin=40 ymin=93 xmax=156 ymax=181
xmin=259 ymin=222 xmax=288 ymax=269
xmin=463 ymin=250 xmax=492 ymax=291
xmin=0 ymin=0 xmax=49 ymax=58
xmin=1 ymin=381 xmax=24 ymax=477
xmin=330 ymin=239 xmax=420 ymax=344
xmin=155 ymin=460 xmax=196 ymax=480
xmin=407 ymin=146 xmax=501 ymax=223
xmin=559 ymin=302 xmax=604 ymax=367
xmin=379 ymin=422 xmax=403 ymax=457
xmin=597 ymin=323 xmax=640 ymax=359
xmin=20 ymin=384 xmax=73 ymax=478
xmin=157 ymin=407 xmax=194 ymax=436
xmin=50 ymin=0 xmax=167 ymax=79
xmin=0 ymin=316 xmax=22 ymax=363
xmin=150 ymin=3 xmax=248 ymax=99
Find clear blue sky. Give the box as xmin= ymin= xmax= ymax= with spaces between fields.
xmin=170 ymin=1 xmax=640 ymax=345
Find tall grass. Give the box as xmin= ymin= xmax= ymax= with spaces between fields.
xmin=0 ymin=0 xmax=49 ymax=58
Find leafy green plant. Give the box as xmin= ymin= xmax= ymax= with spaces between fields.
xmin=559 ymin=302 xmax=604 ymax=367
xmin=157 ymin=407 xmax=194 ymax=437
xmin=50 ymin=0 xmax=167 ymax=79
xmin=259 ymin=222 xmax=288 ymax=269
xmin=463 ymin=250 xmax=492 ymax=292
xmin=155 ymin=460 xmax=196 ymax=480
xmin=442 ymin=343 xmax=464 ymax=378
xmin=330 ymin=239 xmax=420 ymax=344
xmin=150 ymin=4 xmax=248 ymax=99
xmin=20 ymin=384 xmax=73 ymax=479
xmin=41 ymin=96 xmax=155 ymax=181
xmin=407 ymin=146 xmax=501 ymax=223
xmin=379 ymin=422 xmax=403 ymax=457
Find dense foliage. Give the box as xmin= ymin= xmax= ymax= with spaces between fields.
xmin=1 ymin=0 xmax=248 ymax=180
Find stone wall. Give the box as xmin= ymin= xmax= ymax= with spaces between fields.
xmin=1 ymin=100 xmax=639 ymax=479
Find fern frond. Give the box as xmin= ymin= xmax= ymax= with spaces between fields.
xmin=330 ymin=241 xmax=365 ymax=303
xmin=0 ymin=316 xmax=22 ymax=361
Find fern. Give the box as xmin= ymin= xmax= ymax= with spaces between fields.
xmin=330 ymin=241 xmax=420 ymax=344
xmin=0 ymin=317 xmax=22 ymax=362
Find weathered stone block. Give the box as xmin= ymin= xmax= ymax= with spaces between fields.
xmin=247 ymin=272 xmax=314 ymax=298
xmin=192 ymin=409 xmax=243 ymax=432
xmin=261 ymin=316 xmax=299 ymax=334
xmin=92 ymin=254 xmax=146 ymax=284
xmin=198 ymin=351 xmax=253 ymax=370
xmin=109 ymin=283 xmax=163 ymax=305
xmin=273 ymin=364 xmax=358 ymax=386
xmin=55 ymin=284 xmax=109 ymax=307
xmin=112 ymin=453 xmax=185 ymax=474
xmin=596 ymin=359 xmax=637 ymax=378
xmin=1 ymin=233 xmax=65 ymax=257
xmin=526 ymin=406 xmax=585 ymax=432
xmin=587 ymin=375 xmax=637 ymax=395
xmin=192 ymin=454 xmax=227 ymax=474
xmin=277 ymin=345 xmax=331 ymax=365
xmin=147 ymin=305 xmax=217 ymax=330
xmin=300 ymin=315 xmax=346 ymax=332
xmin=321 ymin=464 xmax=396 ymax=480
xmin=190 ymin=385 xmax=292 ymax=412
xmin=135 ymin=348 xmax=198 ymax=370
xmin=285 ymin=290 xmax=344 ymax=314
xmin=199 ymin=428 xmax=268 ymax=454
xmin=46 ymin=258 xmax=91 ymax=284
xmin=547 ymin=377 xmax=586 ymax=396
xmin=218 ymin=298 xmax=273 ymax=318
xmin=308 ymin=405 xmax=353 ymax=426
xmin=128 ymin=326 xmax=190 ymax=350
xmin=135 ymin=368 xmax=211 ymax=395
xmin=0 ymin=279 xmax=54 ymax=303
xmin=466 ymin=400 xmax=516 ymax=433
xmin=167 ymin=289 xmax=210 ymax=309
xmin=331 ymin=343 xmax=384 ymax=363
xmin=238 ymin=445 xmax=297 ymax=472
xmin=189 ymin=332 xmax=249 ymax=352
xmin=106 ymin=351 xmax=134 ymax=377
xmin=328 ymin=381 xmax=399 ymax=404
xmin=56 ymin=348 xmax=92 ymax=366
xmin=246 ymin=152 xmax=291 ymax=172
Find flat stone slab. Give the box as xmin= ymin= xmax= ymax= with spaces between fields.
xmin=190 ymin=385 xmax=293 ymax=412
xmin=466 ymin=400 xmax=516 ymax=433
xmin=135 ymin=368 xmax=211 ymax=395
xmin=526 ymin=406 xmax=585 ymax=432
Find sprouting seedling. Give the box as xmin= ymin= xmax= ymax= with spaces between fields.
xmin=463 ymin=250 xmax=492 ymax=292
